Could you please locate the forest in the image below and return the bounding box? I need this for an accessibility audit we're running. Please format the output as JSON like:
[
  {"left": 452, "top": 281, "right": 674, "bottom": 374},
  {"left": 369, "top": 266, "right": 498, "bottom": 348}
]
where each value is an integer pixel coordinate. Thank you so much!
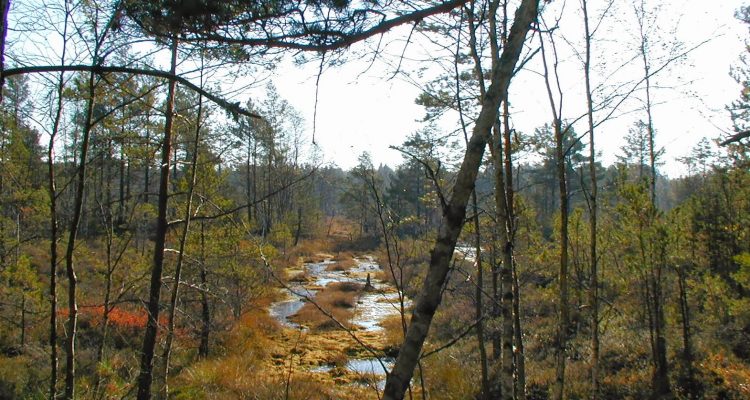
[{"left": 0, "top": 0, "right": 749, "bottom": 399}]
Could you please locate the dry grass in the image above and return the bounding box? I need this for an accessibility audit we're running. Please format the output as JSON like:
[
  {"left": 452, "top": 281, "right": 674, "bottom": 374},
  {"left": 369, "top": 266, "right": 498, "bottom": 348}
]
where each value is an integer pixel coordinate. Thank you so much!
[
  {"left": 292, "top": 295, "right": 354, "bottom": 330},
  {"left": 303, "top": 254, "right": 330, "bottom": 263},
  {"left": 325, "top": 259, "right": 356, "bottom": 271},
  {"left": 175, "top": 358, "right": 369, "bottom": 400},
  {"left": 333, "top": 251, "right": 355, "bottom": 261},
  {"left": 289, "top": 282, "right": 364, "bottom": 331},
  {"left": 329, "top": 282, "right": 363, "bottom": 293},
  {"left": 380, "top": 314, "right": 407, "bottom": 352},
  {"left": 221, "top": 302, "right": 280, "bottom": 356},
  {"left": 372, "top": 269, "right": 392, "bottom": 284},
  {"left": 287, "top": 270, "right": 310, "bottom": 283},
  {"left": 281, "top": 238, "right": 337, "bottom": 266}
]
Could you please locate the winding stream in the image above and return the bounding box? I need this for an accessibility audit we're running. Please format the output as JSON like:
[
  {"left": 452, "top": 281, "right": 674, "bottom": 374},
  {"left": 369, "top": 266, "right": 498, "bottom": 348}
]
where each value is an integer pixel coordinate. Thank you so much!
[{"left": 269, "top": 256, "right": 409, "bottom": 382}]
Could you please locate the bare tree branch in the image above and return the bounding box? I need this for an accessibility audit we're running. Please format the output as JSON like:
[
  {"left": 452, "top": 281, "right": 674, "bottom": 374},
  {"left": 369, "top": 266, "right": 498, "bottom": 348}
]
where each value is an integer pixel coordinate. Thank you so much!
[
  {"left": 2, "top": 64, "right": 260, "bottom": 119},
  {"left": 720, "top": 130, "right": 750, "bottom": 146}
]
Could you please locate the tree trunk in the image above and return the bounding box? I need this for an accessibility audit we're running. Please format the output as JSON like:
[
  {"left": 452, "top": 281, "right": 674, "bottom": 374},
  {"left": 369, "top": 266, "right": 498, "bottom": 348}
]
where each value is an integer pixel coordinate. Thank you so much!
[
  {"left": 159, "top": 78, "right": 204, "bottom": 400},
  {"left": 118, "top": 138, "right": 126, "bottom": 227},
  {"left": 636, "top": 4, "right": 671, "bottom": 396},
  {"left": 504, "top": 100, "right": 526, "bottom": 400},
  {"left": 489, "top": 123, "right": 515, "bottom": 400},
  {"left": 552, "top": 118, "right": 570, "bottom": 400},
  {"left": 94, "top": 211, "right": 115, "bottom": 398},
  {"left": 381, "top": 2, "right": 539, "bottom": 397},
  {"left": 48, "top": 135, "right": 59, "bottom": 400},
  {"left": 47, "top": 5, "right": 70, "bottom": 394},
  {"left": 651, "top": 240, "right": 671, "bottom": 400},
  {"left": 20, "top": 294, "right": 25, "bottom": 347},
  {"left": 294, "top": 206, "right": 302, "bottom": 246},
  {"left": 490, "top": 230, "right": 501, "bottom": 361},
  {"left": 456, "top": 19, "right": 490, "bottom": 393},
  {"left": 137, "top": 37, "right": 179, "bottom": 400},
  {"left": 472, "top": 181, "right": 490, "bottom": 399},
  {"left": 539, "top": 26, "right": 571, "bottom": 400},
  {"left": 198, "top": 221, "right": 210, "bottom": 358},
  {"left": 582, "top": 1, "right": 600, "bottom": 397},
  {"left": 676, "top": 263, "right": 697, "bottom": 397},
  {"left": 143, "top": 115, "right": 150, "bottom": 203},
  {"left": 62, "top": 55, "right": 99, "bottom": 400},
  {"left": 0, "top": 0, "right": 12, "bottom": 103},
  {"left": 250, "top": 131, "right": 258, "bottom": 226}
]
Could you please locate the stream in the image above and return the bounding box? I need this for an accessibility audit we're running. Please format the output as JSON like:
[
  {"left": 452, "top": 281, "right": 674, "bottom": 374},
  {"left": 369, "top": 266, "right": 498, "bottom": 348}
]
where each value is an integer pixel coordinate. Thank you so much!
[{"left": 269, "top": 256, "right": 407, "bottom": 384}]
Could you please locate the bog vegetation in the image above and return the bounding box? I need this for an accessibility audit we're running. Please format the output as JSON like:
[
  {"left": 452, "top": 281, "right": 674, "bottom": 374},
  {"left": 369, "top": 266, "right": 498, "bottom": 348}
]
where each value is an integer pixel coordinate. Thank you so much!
[{"left": 0, "top": 0, "right": 749, "bottom": 399}]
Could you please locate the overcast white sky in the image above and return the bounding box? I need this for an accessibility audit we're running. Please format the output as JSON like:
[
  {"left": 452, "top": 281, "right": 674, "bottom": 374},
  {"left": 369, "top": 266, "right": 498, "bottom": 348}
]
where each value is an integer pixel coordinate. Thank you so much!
[{"left": 265, "top": 0, "right": 747, "bottom": 177}]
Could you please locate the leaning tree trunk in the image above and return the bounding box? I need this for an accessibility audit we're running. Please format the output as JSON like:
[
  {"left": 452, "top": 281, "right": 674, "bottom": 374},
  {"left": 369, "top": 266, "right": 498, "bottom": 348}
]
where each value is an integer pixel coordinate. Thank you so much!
[
  {"left": 381, "top": 2, "right": 539, "bottom": 398},
  {"left": 137, "top": 37, "right": 179, "bottom": 400}
]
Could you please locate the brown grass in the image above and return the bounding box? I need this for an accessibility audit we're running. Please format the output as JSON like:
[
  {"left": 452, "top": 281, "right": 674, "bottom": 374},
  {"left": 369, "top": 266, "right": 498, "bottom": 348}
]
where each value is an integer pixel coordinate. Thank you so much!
[
  {"left": 325, "top": 261, "right": 350, "bottom": 271},
  {"left": 372, "top": 269, "right": 392, "bottom": 284},
  {"left": 380, "top": 314, "right": 407, "bottom": 352},
  {"left": 303, "top": 254, "right": 330, "bottom": 263},
  {"left": 289, "top": 282, "right": 364, "bottom": 331},
  {"left": 287, "top": 270, "right": 310, "bottom": 283},
  {"left": 282, "top": 238, "right": 337, "bottom": 265},
  {"left": 329, "top": 282, "right": 363, "bottom": 293}
]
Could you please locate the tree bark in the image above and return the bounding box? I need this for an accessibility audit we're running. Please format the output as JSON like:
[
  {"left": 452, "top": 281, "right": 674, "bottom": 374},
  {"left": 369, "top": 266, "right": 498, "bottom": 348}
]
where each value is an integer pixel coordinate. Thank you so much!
[
  {"left": 473, "top": 193, "right": 490, "bottom": 399},
  {"left": 159, "top": 74, "right": 204, "bottom": 400},
  {"left": 635, "top": 4, "right": 671, "bottom": 397},
  {"left": 650, "top": 253, "right": 670, "bottom": 400},
  {"left": 137, "top": 37, "right": 179, "bottom": 400},
  {"left": 540, "top": 30, "right": 570, "bottom": 400},
  {"left": 676, "top": 264, "right": 695, "bottom": 395},
  {"left": 94, "top": 198, "right": 121, "bottom": 398},
  {"left": 47, "top": 114, "right": 60, "bottom": 400},
  {"left": 582, "top": 1, "right": 600, "bottom": 397},
  {"left": 456, "top": 12, "right": 489, "bottom": 394},
  {"left": 381, "top": 2, "right": 539, "bottom": 398},
  {"left": 552, "top": 118, "right": 570, "bottom": 400},
  {"left": 198, "top": 220, "right": 210, "bottom": 358},
  {"left": 2, "top": 65, "right": 258, "bottom": 119},
  {"left": 62, "top": 57, "right": 99, "bottom": 400},
  {"left": 503, "top": 99, "right": 526, "bottom": 400},
  {"left": 118, "top": 137, "right": 126, "bottom": 227},
  {"left": 250, "top": 129, "right": 258, "bottom": 226},
  {"left": 489, "top": 122, "right": 515, "bottom": 400},
  {"left": 0, "top": 0, "right": 11, "bottom": 103},
  {"left": 46, "top": 4, "right": 70, "bottom": 396}
]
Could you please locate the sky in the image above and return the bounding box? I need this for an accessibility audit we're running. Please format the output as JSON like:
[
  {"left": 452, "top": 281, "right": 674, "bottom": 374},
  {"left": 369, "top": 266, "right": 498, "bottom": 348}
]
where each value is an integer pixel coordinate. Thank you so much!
[
  {"left": 266, "top": 0, "right": 748, "bottom": 177},
  {"left": 8, "top": 0, "right": 748, "bottom": 177}
]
